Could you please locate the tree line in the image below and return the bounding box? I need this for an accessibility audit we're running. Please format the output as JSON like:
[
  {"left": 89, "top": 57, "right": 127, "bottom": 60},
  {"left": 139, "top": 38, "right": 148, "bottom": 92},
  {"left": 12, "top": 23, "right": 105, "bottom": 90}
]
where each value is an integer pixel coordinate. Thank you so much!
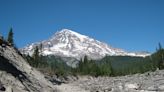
[
  {"left": 74, "top": 43, "right": 164, "bottom": 76},
  {"left": 0, "top": 28, "right": 14, "bottom": 46},
  {"left": 25, "top": 43, "right": 164, "bottom": 77}
]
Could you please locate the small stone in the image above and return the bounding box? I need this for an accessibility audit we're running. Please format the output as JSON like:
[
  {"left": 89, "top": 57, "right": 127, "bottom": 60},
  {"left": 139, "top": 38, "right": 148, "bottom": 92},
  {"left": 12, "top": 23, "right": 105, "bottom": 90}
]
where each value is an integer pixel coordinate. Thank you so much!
[
  {"left": 125, "top": 83, "right": 139, "bottom": 90},
  {"left": 159, "top": 85, "right": 164, "bottom": 91}
]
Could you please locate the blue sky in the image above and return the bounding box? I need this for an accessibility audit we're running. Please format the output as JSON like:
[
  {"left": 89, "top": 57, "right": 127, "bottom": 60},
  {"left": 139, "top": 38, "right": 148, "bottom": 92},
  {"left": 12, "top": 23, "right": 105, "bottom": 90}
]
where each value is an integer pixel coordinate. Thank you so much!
[{"left": 0, "top": 0, "right": 163, "bottom": 53}]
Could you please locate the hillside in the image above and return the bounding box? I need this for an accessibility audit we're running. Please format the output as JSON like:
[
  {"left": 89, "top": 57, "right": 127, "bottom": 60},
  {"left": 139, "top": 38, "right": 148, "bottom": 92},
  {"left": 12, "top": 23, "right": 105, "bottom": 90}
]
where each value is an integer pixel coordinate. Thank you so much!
[{"left": 0, "top": 44, "right": 56, "bottom": 92}]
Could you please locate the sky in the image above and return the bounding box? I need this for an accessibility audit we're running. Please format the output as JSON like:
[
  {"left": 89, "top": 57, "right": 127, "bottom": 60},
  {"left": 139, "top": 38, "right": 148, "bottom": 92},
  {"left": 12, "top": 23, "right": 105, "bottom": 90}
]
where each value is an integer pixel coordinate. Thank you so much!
[{"left": 0, "top": 0, "right": 163, "bottom": 53}]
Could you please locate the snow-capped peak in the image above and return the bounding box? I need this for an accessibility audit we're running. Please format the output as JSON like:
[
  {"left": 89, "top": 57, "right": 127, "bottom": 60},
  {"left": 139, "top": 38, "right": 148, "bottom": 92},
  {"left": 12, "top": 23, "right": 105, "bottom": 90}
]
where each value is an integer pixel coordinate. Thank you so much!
[
  {"left": 20, "top": 29, "right": 150, "bottom": 60},
  {"left": 51, "top": 29, "right": 88, "bottom": 42},
  {"left": 56, "top": 29, "right": 87, "bottom": 38}
]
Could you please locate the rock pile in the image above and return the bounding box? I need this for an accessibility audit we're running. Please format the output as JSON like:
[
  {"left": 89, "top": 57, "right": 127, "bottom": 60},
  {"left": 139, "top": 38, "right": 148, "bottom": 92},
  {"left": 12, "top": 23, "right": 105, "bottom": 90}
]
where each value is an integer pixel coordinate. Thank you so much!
[{"left": 71, "top": 70, "right": 164, "bottom": 92}]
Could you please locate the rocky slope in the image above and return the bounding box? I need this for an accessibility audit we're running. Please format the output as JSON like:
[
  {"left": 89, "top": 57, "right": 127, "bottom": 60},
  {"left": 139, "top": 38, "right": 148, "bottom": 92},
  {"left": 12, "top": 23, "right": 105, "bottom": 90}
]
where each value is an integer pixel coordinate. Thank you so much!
[
  {"left": 20, "top": 29, "right": 150, "bottom": 60},
  {"left": 0, "top": 45, "right": 57, "bottom": 92},
  {"left": 57, "top": 69, "right": 164, "bottom": 92}
]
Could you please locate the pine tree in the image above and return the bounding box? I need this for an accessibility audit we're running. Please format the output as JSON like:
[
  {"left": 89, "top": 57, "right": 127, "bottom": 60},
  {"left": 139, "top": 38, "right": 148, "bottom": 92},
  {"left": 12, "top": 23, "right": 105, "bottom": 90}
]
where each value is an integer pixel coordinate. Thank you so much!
[
  {"left": 159, "top": 43, "right": 162, "bottom": 50},
  {"left": 32, "top": 46, "right": 40, "bottom": 67},
  {"left": 84, "top": 55, "right": 88, "bottom": 65},
  {"left": 154, "top": 43, "right": 164, "bottom": 69},
  {"left": 39, "top": 43, "right": 43, "bottom": 54},
  {"left": 33, "top": 46, "right": 39, "bottom": 59},
  {"left": 83, "top": 55, "right": 89, "bottom": 74},
  {"left": 78, "top": 58, "right": 83, "bottom": 72},
  {"left": 158, "top": 49, "right": 164, "bottom": 69},
  {"left": 7, "top": 28, "right": 14, "bottom": 46},
  {"left": 0, "top": 34, "right": 3, "bottom": 45}
]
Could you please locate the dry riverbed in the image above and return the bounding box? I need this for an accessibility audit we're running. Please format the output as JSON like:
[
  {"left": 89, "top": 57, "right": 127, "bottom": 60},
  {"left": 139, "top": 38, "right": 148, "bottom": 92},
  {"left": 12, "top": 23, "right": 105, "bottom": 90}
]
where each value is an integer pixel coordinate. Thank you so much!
[{"left": 56, "top": 69, "right": 164, "bottom": 92}]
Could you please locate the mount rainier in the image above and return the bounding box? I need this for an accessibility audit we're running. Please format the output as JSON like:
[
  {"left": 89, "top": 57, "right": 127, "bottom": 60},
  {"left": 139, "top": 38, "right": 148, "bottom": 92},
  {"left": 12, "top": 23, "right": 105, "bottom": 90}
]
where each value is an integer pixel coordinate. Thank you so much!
[{"left": 20, "top": 29, "right": 150, "bottom": 60}]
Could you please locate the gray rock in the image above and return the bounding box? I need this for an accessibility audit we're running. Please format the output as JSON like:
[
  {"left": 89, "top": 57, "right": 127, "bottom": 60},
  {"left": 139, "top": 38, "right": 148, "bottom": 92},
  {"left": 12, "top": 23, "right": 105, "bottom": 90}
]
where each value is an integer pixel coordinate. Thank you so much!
[
  {"left": 0, "top": 81, "right": 5, "bottom": 91},
  {"left": 0, "top": 45, "right": 57, "bottom": 92}
]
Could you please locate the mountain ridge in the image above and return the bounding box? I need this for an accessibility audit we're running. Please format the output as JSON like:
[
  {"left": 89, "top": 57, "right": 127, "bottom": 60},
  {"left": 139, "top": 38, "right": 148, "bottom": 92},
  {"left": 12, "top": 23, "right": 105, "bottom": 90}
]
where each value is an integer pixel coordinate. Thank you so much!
[{"left": 20, "top": 29, "right": 150, "bottom": 59}]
